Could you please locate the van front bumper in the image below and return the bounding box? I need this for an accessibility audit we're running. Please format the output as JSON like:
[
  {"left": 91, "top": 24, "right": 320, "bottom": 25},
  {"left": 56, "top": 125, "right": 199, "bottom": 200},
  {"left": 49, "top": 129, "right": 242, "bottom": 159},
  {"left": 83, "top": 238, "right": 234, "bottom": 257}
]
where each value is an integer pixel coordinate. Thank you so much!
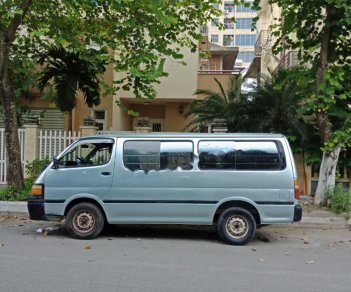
[
  {"left": 27, "top": 196, "right": 46, "bottom": 220},
  {"left": 293, "top": 204, "right": 302, "bottom": 222}
]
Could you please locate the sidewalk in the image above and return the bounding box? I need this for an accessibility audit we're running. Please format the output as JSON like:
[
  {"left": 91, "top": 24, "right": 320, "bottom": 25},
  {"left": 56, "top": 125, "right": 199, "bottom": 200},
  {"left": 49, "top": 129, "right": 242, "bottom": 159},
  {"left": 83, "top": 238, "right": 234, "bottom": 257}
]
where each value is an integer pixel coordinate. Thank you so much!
[{"left": 0, "top": 200, "right": 350, "bottom": 230}]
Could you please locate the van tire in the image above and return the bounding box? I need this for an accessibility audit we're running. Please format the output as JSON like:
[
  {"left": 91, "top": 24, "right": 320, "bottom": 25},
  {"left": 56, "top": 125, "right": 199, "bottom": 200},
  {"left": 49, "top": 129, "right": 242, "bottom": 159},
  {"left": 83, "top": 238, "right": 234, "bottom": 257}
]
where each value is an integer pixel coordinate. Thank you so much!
[
  {"left": 66, "top": 202, "right": 104, "bottom": 239},
  {"left": 217, "top": 207, "right": 256, "bottom": 245}
]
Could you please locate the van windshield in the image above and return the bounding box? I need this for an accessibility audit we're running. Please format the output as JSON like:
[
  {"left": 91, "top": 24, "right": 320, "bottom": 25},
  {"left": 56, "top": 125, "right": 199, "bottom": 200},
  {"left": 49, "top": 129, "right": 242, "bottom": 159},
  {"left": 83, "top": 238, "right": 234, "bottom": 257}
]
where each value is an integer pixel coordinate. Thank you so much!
[{"left": 58, "top": 140, "right": 113, "bottom": 167}]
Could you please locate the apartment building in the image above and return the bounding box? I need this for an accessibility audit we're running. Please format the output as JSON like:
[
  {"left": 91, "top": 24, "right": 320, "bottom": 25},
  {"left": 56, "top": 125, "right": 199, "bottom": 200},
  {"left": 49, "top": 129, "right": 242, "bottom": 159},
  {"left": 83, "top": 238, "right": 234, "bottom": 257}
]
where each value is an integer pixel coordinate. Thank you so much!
[{"left": 207, "top": 1, "right": 257, "bottom": 69}]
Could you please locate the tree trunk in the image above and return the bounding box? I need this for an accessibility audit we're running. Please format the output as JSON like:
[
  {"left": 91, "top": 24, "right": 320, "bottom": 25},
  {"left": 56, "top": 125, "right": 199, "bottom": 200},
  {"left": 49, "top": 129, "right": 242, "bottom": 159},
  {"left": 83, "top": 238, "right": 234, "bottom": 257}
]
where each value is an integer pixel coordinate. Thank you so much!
[
  {"left": 0, "top": 0, "right": 32, "bottom": 191},
  {"left": 314, "top": 5, "right": 335, "bottom": 205},
  {"left": 0, "top": 39, "right": 24, "bottom": 190},
  {"left": 314, "top": 146, "right": 341, "bottom": 206}
]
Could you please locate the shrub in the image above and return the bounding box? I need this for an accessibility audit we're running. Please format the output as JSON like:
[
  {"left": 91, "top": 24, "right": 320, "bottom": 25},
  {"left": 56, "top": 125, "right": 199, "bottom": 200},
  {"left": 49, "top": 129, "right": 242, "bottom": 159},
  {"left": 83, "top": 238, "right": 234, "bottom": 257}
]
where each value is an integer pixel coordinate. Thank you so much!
[
  {"left": 0, "top": 185, "right": 17, "bottom": 201},
  {"left": 25, "top": 157, "right": 51, "bottom": 177},
  {"left": 0, "top": 158, "right": 51, "bottom": 201},
  {"left": 328, "top": 184, "right": 351, "bottom": 218}
]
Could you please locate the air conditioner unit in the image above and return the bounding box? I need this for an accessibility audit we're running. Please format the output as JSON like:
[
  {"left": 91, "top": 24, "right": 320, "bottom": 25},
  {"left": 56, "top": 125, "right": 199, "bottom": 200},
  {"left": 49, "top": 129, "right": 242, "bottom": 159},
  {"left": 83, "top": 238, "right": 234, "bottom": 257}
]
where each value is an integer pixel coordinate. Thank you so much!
[{"left": 235, "top": 59, "right": 243, "bottom": 66}]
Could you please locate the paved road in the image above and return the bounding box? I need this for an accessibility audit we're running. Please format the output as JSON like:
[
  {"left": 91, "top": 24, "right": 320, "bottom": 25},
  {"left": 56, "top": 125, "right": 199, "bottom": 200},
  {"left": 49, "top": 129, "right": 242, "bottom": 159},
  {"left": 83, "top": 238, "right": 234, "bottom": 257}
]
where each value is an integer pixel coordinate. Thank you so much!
[{"left": 0, "top": 214, "right": 350, "bottom": 292}]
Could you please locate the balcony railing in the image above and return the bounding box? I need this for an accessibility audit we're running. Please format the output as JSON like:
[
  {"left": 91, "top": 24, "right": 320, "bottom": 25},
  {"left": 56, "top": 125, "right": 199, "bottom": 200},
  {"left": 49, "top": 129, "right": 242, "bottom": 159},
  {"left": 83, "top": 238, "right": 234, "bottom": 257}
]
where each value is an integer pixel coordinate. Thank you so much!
[
  {"left": 198, "top": 68, "right": 245, "bottom": 75},
  {"left": 254, "top": 30, "right": 271, "bottom": 57},
  {"left": 277, "top": 51, "right": 299, "bottom": 70}
]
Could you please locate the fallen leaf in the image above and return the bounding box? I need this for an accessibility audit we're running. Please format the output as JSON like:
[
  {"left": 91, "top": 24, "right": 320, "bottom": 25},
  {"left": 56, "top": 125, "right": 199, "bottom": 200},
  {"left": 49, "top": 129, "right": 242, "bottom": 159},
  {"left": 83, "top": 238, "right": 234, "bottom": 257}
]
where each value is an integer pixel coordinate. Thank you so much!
[
  {"left": 85, "top": 245, "right": 92, "bottom": 250},
  {"left": 303, "top": 241, "right": 309, "bottom": 244},
  {"left": 306, "top": 260, "right": 315, "bottom": 265},
  {"left": 251, "top": 248, "right": 257, "bottom": 252},
  {"left": 257, "top": 258, "right": 264, "bottom": 262},
  {"left": 42, "top": 231, "right": 48, "bottom": 237}
]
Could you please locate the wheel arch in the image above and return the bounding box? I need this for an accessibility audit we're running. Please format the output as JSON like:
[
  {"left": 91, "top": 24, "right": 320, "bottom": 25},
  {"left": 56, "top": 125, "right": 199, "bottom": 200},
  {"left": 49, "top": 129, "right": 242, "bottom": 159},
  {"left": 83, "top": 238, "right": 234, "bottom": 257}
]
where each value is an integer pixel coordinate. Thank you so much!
[
  {"left": 213, "top": 200, "right": 261, "bottom": 225},
  {"left": 64, "top": 198, "right": 107, "bottom": 222}
]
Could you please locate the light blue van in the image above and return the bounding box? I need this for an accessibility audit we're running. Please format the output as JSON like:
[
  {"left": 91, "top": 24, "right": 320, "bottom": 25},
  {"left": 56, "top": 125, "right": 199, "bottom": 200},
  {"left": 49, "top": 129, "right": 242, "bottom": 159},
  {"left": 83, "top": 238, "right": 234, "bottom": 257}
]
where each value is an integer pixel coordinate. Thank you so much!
[{"left": 28, "top": 133, "right": 302, "bottom": 245}]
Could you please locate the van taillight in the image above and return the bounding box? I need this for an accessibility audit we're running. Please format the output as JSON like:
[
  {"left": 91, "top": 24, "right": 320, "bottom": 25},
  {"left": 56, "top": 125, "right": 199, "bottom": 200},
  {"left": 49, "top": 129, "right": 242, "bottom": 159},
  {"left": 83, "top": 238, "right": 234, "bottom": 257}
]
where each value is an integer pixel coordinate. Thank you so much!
[{"left": 294, "top": 179, "right": 300, "bottom": 200}]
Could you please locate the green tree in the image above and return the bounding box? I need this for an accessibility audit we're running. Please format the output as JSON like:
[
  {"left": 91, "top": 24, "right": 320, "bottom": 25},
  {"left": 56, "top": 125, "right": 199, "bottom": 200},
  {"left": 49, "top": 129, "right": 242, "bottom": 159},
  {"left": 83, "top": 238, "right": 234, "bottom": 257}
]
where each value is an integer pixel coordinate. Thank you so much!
[
  {"left": 184, "top": 75, "right": 250, "bottom": 132},
  {"left": 37, "top": 45, "right": 106, "bottom": 131},
  {"left": 0, "top": 0, "right": 220, "bottom": 191},
  {"left": 253, "top": 0, "right": 351, "bottom": 205}
]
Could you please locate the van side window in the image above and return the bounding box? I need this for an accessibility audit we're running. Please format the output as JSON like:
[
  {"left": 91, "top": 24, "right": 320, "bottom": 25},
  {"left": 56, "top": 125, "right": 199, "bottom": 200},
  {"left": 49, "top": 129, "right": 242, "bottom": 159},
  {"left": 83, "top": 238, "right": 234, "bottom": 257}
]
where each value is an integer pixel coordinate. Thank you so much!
[
  {"left": 198, "top": 141, "right": 235, "bottom": 169},
  {"left": 235, "top": 142, "right": 280, "bottom": 170},
  {"left": 123, "top": 141, "right": 193, "bottom": 171},
  {"left": 58, "top": 141, "right": 113, "bottom": 167},
  {"left": 198, "top": 141, "right": 282, "bottom": 170}
]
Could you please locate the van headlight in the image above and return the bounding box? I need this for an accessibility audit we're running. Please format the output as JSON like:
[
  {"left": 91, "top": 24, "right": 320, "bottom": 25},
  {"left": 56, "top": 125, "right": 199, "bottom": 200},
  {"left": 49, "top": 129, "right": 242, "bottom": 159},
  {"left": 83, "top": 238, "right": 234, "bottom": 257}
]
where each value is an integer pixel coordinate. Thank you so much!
[{"left": 31, "top": 184, "right": 44, "bottom": 196}]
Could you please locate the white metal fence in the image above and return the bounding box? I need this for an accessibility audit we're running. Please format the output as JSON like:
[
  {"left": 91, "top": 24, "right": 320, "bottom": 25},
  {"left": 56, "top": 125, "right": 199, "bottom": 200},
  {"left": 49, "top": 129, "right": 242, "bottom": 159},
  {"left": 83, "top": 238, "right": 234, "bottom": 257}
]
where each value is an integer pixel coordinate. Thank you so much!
[
  {"left": 0, "top": 129, "right": 25, "bottom": 184},
  {"left": 39, "top": 130, "right": 81, "bottom": 160}
]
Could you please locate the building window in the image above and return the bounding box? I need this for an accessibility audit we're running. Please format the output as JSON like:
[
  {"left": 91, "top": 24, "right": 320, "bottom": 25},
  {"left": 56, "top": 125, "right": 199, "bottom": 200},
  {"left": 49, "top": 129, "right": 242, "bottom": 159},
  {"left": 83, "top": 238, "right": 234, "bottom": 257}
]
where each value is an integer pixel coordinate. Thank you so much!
[
  {"left": 223, "top": 35, "right": 234, "bottom": 46},
  {"left": 212, "top": 3, "right": 220, "bottom": 10},
  {"left": 92, "top": 109, "right": 106, "bottom": 131},
  {"left": 236, "top": 2, "right": 254, "bottom": 13},
  {"left": 211, "top": 34, "right": 219, "bottom": 43},
  {"left": 224, "top": 1, "right": 235, "bottom": 12},
  {"left": 236, "top": 18, "right": 252, "bottom": 29},
  {"left": 224, "top": 18, "right": 234, "bottom": 29},
  {"left": 200, "top": 26, "right": 208, "bottom": 34},
  {"left": 237, "top": 51, "right": 255, "bottom": 62},
  {"left": 211, "top": 18, "right": 219, "bottom": 27},
  {"left": 235, "top": 34, "right": 256, "bottom": 46}
]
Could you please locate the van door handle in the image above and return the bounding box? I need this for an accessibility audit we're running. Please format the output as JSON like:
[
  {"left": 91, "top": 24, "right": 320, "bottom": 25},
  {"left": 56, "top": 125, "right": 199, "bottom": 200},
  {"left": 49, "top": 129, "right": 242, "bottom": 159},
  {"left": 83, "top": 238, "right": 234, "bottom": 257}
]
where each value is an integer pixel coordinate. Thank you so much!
[{"left": 101, "top": 172, "right": 111, "bottom": 176}]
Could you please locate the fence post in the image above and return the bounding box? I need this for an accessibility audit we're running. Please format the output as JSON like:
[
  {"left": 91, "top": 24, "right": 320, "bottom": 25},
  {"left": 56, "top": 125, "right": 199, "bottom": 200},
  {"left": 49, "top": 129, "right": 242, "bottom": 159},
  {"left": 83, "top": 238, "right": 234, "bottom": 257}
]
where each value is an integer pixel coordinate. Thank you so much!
[
  {"left": 80, "top": 126, "right": 98, "bottom": 137},
  {"left": 23, "top": 124, "right": 41, "bottom": 177}
]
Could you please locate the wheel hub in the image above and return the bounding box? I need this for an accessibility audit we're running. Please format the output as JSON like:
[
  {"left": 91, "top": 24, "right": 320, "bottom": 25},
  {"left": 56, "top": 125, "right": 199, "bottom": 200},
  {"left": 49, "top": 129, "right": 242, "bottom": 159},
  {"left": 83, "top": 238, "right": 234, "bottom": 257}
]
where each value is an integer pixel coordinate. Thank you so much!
[
  {"left": 226, "top": 216, "right": 248, "bottom": 239},
  {"left": 73, "top": 211, "right": 95, "bottom": 233}
]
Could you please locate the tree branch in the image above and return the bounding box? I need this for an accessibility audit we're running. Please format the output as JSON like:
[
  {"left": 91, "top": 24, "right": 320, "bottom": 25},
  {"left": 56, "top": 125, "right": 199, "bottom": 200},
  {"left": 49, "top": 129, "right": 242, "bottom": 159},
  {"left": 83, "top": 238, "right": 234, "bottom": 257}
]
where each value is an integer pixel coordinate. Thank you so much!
[{"left": 5, "top": 0, "right": 32, "bottom": 43}]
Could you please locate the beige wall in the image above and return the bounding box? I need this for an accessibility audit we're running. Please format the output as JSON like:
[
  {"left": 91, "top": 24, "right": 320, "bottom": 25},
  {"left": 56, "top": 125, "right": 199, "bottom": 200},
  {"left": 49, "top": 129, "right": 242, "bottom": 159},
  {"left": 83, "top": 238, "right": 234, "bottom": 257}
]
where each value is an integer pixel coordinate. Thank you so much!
[
  {"left": 165, "top": 103, "right": 191, "bottom": 132},
  {"left": 197, "top": 74, "right": 231, "bottom": 97},
  {"left": 119, "top": 47, "right": 198, "bottom": 101}
]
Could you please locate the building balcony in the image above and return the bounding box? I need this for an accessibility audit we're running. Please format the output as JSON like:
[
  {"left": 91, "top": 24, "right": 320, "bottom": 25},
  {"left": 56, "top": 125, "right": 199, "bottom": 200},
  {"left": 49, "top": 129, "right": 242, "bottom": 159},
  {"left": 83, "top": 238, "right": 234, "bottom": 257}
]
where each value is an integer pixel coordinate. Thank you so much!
[
  {"left": 254, "top": 30, "right": 271, "bottom": 57},
  {"left": 278, "top": 51, "right": 299, "bottom": 70}
]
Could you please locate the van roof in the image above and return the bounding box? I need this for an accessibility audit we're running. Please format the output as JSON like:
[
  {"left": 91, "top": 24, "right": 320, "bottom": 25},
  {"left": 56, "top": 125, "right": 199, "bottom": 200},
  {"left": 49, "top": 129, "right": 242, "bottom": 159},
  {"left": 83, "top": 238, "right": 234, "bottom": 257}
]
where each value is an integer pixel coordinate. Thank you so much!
[{"left": 80, "top": 132, "right": 285, "bottom": 140}]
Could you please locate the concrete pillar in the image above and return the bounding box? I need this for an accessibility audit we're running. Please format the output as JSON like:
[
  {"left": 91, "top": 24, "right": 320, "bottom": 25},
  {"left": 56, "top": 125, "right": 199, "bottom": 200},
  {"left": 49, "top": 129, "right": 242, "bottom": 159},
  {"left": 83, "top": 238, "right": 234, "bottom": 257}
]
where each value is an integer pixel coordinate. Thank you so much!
[
  {"left": 23, "top": 124, "right": 41, "bottom": 177},
  {"left": 80, "top": 126, "right": 98, "bottom": 137}
]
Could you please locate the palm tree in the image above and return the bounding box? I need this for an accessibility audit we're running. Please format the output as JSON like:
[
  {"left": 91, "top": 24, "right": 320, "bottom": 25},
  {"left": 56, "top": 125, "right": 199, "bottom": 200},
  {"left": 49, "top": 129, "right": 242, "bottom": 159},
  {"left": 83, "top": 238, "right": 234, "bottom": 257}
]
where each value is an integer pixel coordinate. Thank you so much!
[
  {"left": 184, "top": 75, "right": 250, "bottom": 132},
  {"left": 247, "top": 69, "right": 308, "bottom": 139},
  {"left": 37, "top": 45, "right": 106, "bottom": 130}
]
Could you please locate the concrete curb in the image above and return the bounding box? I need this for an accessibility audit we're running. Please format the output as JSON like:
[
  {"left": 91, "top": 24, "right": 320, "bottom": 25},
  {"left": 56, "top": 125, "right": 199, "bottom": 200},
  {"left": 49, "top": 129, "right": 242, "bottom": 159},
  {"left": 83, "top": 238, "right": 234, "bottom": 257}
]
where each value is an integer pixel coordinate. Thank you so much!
[
  {"left": 0, "top": 201, "right": 27, "bottom": 214},
  {"left": 0, "top": 201, "right": 350, "bottom": 230}
]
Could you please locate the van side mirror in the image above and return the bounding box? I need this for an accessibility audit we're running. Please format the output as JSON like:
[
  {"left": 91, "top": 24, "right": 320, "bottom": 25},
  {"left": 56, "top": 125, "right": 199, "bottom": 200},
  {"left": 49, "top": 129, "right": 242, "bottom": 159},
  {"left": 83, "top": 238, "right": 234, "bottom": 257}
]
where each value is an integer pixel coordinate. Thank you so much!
[{"left": 52, "top": 156, "right": 59, "bottom": 169}]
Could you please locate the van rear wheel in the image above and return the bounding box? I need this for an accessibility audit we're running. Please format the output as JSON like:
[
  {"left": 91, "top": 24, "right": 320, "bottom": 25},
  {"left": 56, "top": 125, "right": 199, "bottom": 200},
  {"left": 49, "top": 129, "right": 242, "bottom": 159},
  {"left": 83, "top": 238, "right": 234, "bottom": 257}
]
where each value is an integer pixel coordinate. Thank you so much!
[
  {"left": 66, "top": 202, "right": 104, "bottom": 239},
  {"left": 217, "top": 207, "right": 256, "bottom": 245}
]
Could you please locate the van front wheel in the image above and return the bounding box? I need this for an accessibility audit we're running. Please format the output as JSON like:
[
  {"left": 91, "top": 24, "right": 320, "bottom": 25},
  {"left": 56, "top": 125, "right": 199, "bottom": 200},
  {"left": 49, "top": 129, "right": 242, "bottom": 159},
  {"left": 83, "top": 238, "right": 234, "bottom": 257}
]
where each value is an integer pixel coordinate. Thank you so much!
[
  {"left": 217, "top": 207, "right": 256, "bottom": 245},
  {"left": 66, "top": 202, "right": 104, "bottom": 239}
]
